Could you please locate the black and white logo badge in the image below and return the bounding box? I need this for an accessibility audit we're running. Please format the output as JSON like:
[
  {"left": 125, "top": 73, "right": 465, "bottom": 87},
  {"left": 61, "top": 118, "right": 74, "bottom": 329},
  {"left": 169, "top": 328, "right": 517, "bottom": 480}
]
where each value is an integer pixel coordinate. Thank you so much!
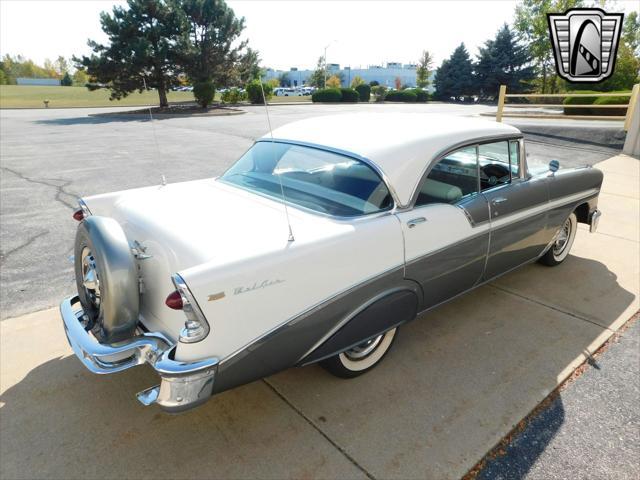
[{"left": 547, "top": 8, "right": 623, "bottom": 83}]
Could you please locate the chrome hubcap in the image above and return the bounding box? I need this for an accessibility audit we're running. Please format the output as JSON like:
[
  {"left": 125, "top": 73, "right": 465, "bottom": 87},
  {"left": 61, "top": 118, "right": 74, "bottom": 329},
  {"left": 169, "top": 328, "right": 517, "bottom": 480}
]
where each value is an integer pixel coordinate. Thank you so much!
[
  {"left": 81, "top": 247, "right": 101, "bottom": 308},
  {"left": 553, "top": 218, "right": 571, "bottom": 256},
  {"left": 343, "top": 334, "right": 384, "bottom": 360}
]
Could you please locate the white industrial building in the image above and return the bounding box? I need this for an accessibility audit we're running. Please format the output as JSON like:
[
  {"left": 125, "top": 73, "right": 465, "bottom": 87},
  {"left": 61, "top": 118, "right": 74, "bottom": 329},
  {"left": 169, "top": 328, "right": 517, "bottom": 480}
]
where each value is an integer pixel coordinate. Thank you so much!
[{"left": 263, "top": 62, "right": 435, "bottom": 92}]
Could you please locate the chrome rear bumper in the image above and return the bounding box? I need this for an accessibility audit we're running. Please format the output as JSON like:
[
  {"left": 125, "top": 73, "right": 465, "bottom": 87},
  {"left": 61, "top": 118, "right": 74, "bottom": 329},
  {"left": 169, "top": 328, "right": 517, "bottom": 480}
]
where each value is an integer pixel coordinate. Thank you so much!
[{"left": 60, "top": 295, "right": 218, "bottom": 412}]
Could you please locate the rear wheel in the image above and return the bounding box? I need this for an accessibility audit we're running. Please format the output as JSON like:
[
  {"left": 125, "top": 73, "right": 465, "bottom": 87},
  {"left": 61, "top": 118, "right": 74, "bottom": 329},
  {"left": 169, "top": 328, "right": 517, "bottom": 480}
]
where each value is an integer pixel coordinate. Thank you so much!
[
  {"left": 320, "top": 328, "right": 398, "bottom": 378},
  {"left": 538, "top": 212, "right": 577, "bottom": 266}
]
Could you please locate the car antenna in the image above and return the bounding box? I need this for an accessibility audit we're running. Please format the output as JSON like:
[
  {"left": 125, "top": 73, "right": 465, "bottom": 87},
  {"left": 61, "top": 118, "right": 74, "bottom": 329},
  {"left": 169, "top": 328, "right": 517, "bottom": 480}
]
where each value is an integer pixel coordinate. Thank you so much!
[
  {"left": 259, "top": 82, "right": 295, "bottom": 242},
  {"left": 141, "top": 75, "right": 166, "bottom": 187}
]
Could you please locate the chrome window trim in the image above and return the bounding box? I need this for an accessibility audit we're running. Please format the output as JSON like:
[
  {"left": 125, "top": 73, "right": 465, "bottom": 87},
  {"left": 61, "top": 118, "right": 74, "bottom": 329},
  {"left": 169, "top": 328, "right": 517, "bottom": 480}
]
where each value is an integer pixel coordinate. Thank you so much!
[
  {"left": 405, "top": 133, "right": 525, "bottom": 210},
  {"left": 217, "top": 139, "right": 399, "bottom": 221}
]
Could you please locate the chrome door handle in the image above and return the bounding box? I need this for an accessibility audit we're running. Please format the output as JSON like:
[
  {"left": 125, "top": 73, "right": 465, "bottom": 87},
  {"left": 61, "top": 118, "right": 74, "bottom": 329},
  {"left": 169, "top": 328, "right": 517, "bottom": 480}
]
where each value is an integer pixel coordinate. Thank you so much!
[
  {"left": 492, "top": 197, "right": 508, "bottom": 205},
  {"left": 407, "top": 217, "right": 427, "bottom": 228}
]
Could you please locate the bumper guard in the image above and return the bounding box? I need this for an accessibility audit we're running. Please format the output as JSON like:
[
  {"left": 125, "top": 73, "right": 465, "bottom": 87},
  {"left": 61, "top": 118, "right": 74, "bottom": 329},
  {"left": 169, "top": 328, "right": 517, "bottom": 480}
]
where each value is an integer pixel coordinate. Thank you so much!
[{"left": 60, "top": 295, "right": 218, "bottom": 412}]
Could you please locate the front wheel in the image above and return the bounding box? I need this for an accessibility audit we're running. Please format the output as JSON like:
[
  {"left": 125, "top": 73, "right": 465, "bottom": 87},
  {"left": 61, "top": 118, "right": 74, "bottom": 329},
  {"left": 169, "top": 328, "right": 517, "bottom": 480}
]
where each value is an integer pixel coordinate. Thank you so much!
[
  {"left": 538, "top": 212, "right": 577, "bottom": 266},
  {"left": 320, "top": 328, "right": 398, "bottom": 378}
]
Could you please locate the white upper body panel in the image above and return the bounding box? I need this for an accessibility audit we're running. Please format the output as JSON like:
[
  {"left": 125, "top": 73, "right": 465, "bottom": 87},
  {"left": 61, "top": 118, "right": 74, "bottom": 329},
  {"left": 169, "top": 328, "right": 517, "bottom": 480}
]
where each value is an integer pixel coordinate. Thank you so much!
[{"left": 267, "top": 114, "right": 521, "bottom": 207}]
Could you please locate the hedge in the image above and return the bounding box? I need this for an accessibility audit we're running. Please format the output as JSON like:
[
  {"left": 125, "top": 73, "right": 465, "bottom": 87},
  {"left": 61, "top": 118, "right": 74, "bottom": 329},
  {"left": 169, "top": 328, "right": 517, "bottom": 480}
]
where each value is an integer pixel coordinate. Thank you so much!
[
  {"left": 563, "top": 90, "right": 630, "bottom": 116},
  {"left": 412, "top": 88, "right": 429, "bottom": 102},
  {"left": 385, "top": 90, "right": 418, "bottom": 102},
  {"left": 354, "top": 84, "right": 371, "bottom": 102},
  {"left": 340, "top": 88, "right": 359, "bottom": 102},
  {"left": 311, "top": 88, "right": 342, "bottom": 102}
]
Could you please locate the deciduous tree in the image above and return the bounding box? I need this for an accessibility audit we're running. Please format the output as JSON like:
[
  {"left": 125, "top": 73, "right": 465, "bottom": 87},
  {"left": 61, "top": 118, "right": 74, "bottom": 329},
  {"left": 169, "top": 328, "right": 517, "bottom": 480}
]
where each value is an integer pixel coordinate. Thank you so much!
[
  {"left": 416, "top": 50, "right": 433, "bottom": 88},
  {"left": 326, "top": 75, "right": 341, "bottom": 88}
]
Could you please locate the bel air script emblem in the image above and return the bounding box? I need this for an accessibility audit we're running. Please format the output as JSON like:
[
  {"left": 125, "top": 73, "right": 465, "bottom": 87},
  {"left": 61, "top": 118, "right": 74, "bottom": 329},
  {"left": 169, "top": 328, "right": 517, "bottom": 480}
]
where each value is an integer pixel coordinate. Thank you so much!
[
  {"left": 547, "top": 8, "right": 623, "bottom": 83},
  {"left": 233, "top": 279, "right": 285, "bottom": 296}
]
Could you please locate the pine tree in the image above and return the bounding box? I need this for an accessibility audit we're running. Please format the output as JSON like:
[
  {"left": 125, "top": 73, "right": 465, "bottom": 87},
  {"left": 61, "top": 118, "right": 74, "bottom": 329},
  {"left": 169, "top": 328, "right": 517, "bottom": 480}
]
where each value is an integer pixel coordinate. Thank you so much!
[
  {"left": 434, "top": 43, "right": 475, "bottom": 100},
  {"left": 475, "top": 24, "right": 535, "bottom": 99},
  {"left": 75, "top": 0, "right": 185, "bottom": 107}
]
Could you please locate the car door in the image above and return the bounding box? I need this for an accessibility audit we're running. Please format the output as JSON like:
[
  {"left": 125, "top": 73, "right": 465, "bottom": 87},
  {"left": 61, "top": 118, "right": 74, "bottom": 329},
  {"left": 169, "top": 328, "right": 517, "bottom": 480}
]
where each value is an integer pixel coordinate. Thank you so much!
[
  {"left": 395, "top": 146, "right": 491, "bottom": 310},
  {"left": 479, "top": 139, "right": 549, "bottom": 280}
]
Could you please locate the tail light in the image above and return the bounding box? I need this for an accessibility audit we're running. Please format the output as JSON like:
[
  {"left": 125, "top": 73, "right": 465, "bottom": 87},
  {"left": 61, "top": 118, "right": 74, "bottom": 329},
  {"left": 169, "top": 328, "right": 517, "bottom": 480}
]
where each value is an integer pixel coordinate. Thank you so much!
[
  {"left": 165, "top": 290, "right": 184, "bottom": 310},
  {"left": 72, "top": 209, "right": 84, "bottom": 221},
  {"left": 167, "top": 274, "right": 211, "bottom": 343}
]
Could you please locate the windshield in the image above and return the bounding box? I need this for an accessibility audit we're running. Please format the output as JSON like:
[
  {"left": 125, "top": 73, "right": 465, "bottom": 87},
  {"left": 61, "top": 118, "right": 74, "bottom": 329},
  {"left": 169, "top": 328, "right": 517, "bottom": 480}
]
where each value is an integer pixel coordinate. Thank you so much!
[{"left": 219, "top": 142, "right": 393, "bottom": 217}]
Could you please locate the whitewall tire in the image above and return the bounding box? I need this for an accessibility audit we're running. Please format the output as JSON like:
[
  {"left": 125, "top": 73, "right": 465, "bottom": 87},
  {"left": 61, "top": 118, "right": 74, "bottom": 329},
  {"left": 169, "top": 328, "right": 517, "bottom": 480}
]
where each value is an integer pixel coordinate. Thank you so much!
[
  {"left": 539, "top": 212, "right": 577, "bottom": 266},
  {"left": 320, "top": 328, "right": 398, "bottom": 378}
]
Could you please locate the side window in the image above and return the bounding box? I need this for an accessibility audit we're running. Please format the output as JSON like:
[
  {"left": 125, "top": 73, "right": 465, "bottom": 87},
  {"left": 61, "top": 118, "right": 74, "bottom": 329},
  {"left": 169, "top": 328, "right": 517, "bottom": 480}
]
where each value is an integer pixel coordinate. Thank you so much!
[
  {"left": 479, "top": 140, "right": 521, "bottom": 191},
  {"left": 416, "top": 146, "right": 478, "bottom": 206}
]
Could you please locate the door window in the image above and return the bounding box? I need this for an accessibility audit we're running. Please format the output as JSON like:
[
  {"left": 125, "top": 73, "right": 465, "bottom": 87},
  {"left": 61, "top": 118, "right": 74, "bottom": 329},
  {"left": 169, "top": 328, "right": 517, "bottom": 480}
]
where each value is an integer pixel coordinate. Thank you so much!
[
  {"left": 415, "top": 146, "right": 478, "bottom": 206},
  {"left": 479, "top": 140, "right": 521, "bottom": 191}
]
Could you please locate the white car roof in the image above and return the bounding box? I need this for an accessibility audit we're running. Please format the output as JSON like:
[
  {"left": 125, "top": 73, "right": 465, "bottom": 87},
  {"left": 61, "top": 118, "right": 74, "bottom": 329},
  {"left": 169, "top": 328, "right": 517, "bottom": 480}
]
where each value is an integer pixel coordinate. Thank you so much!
[{"left": 266, "top": 113, "right": 521, "bottom": 207}]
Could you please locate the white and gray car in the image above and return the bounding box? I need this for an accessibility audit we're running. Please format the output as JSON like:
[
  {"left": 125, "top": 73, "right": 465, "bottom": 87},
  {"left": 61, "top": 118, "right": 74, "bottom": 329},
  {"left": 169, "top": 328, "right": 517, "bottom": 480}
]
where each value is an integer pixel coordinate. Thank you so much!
[{"left": 60, "top": 114, "right": 603, "bottom": 412}]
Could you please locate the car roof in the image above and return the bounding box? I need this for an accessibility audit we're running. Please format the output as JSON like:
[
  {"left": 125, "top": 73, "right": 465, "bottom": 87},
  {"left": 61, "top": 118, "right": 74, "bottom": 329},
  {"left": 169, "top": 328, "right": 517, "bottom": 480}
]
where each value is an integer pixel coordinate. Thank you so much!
[{"left": 266, "top": 113, "right": 521, "bottom": 207}]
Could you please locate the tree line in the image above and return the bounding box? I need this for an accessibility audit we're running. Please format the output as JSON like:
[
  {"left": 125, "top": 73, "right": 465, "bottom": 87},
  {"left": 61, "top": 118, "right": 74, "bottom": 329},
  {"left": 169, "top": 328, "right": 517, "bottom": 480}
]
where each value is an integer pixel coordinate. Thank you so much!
[
  {"left": 2, "top": 0, "right": 637, "bottom": 106},
  {"left": 0, "top": 55, "right": 88, "bottom": 86}
]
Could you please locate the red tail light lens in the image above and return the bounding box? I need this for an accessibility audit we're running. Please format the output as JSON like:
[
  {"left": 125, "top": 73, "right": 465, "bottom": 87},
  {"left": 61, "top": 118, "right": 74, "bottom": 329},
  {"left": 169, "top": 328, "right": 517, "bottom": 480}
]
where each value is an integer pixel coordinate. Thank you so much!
[
  {"left": 165, "top": 290, "right": 183, "bottom": 310},
  {"left": 72, "top": 209, "right": 84, "bottom": 221}
]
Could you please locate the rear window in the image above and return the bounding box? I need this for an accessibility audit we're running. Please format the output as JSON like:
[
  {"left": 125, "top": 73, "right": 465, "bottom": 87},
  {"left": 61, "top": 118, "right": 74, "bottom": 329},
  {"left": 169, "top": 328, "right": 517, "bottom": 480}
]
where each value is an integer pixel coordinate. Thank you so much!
[{"left": 219, "top": 142, "right": 393, "bottom": 217}]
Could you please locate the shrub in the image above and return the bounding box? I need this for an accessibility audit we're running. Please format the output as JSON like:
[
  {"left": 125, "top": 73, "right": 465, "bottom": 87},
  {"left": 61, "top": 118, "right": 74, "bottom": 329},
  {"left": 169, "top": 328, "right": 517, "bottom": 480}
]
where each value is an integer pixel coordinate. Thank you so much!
[
  {"left": 563, "top": 90, "right": 630, "bottom": 116},
  {"left": 340, "top": 88, "right": 359, "bottom": 102},
  {"left": 385, "top": 90, "right": 418, "bottom": 102},
  {"left": 194, "top": 80, "right": 216, "bottom": 108},
  {"left": 371, "top": 85, "right": 387, "bottom": 101},
  {"left": 245, "top": 80, "right": 273, "bottom": 104},
  {"left": 220, "top": 87, "right": 246, "bottom": 104},
  {"left": 411, "top": 88, "right": 429, "bottom": 102},
  {"left": 354, "top": 84, "right": 371, "bottom": 102},
  {"left": 312, "top": 88, "right": 342, "bottom": 102},
  {"left": 369, "top": 80, "right": 380, "bottom": 87}
]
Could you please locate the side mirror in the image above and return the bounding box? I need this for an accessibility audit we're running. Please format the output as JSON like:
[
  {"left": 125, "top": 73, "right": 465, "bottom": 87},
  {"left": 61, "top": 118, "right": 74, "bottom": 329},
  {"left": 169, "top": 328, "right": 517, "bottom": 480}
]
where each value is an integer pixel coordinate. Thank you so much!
[{"left": 549, "top": 160, "right": 560, "bottom": 173}]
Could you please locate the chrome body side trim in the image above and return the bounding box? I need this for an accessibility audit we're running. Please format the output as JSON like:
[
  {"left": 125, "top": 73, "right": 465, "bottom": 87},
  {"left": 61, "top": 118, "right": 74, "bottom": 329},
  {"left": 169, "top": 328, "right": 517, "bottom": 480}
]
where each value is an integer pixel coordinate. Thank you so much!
[
  {"left": 60, "top": 295, "right": 218, "bottom": 412},
  {"left": 589, "top": 209, "right": 602, "bottom": 233}
]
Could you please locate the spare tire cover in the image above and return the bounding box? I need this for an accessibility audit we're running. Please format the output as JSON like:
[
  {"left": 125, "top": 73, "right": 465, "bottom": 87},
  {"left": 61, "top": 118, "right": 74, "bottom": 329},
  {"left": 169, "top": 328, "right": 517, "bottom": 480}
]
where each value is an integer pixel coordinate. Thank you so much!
[{"left": 74, "top": 216, "right": 139, "bottom": 344}]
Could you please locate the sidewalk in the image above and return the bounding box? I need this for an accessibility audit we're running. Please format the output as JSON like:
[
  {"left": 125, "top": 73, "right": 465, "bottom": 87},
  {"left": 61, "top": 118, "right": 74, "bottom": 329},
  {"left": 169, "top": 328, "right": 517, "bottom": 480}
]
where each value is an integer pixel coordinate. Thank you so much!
[{"left": 1, "top": 154, "right": 638, "bottom": 480}]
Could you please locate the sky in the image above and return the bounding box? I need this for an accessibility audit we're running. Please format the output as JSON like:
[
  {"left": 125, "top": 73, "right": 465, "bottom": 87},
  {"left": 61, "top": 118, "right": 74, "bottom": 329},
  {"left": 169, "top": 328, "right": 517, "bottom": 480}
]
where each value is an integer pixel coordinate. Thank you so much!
[{"left": 1, "top": 0, "right": 638, "bottom": 71}]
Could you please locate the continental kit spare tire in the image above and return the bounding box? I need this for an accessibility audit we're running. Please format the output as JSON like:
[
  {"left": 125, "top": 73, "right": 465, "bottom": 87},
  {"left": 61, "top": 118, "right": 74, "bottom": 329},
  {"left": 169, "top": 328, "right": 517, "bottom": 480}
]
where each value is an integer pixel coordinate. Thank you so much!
[{"left": 74, "top": 216, "right": 139, "bottom": 344}]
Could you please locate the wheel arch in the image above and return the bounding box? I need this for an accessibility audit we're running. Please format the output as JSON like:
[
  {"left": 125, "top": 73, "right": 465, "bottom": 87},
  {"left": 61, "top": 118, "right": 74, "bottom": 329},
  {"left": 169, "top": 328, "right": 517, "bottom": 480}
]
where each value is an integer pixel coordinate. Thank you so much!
[{"left": 298, "top": 286, "right": 419, "bottom": 366}]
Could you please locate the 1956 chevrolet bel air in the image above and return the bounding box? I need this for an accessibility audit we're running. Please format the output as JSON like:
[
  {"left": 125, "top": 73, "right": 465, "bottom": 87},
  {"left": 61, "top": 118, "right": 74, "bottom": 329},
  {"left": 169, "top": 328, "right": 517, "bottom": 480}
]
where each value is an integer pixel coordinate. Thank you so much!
[{"left": 60, "top": 114, "right": 603, "bottom": 412}]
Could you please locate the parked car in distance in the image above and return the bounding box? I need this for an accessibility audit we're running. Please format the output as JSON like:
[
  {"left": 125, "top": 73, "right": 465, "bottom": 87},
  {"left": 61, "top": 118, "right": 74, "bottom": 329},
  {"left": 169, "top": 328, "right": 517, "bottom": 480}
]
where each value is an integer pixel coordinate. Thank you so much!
[
  {"left": 275, "top": 88, "right": 302, "bottom": 96},
  {"left": 61, "top": 114, "right": 603, "bottom": 412}
]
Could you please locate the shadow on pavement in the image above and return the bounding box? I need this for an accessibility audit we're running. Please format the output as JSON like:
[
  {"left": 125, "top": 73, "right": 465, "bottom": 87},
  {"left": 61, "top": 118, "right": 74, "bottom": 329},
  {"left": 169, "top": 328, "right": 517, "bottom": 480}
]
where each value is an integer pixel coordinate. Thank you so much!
[{"left": 0, "top": 256, "right": 636, "bottom": 479}]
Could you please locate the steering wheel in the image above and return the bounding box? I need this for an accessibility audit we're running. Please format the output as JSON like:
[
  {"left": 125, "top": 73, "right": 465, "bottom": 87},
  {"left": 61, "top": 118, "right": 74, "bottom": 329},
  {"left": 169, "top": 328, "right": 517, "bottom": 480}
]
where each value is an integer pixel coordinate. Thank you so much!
[{"left": 481, "top": 164, "right": 510, "bottom": 186}]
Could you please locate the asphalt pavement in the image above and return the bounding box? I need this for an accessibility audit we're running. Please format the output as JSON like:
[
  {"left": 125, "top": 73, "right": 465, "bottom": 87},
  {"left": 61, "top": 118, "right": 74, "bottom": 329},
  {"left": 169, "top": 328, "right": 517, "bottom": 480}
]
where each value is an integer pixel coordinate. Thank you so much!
[
  {"left": 0, "top": 103, "right": 627, "bottom": 320},
  {"left": 477, "top": 318, "right": 639, "bottom": 480}
]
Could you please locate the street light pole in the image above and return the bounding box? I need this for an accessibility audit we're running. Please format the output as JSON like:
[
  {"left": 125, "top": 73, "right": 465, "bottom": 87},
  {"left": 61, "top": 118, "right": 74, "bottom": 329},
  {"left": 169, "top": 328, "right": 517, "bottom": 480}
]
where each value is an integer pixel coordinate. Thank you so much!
[{"left": 323, "top": 40, "right": 336, "bottom": 89}]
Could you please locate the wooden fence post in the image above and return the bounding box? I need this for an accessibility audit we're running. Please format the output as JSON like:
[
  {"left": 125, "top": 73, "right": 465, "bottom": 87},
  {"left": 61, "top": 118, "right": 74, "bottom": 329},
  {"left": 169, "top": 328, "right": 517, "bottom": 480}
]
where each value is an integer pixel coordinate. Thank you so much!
[
  {"left": 496, "top": 85, "right": 506, "bottom": 122},
  {"left": 624, "top": 83, "right": 639, "bottom": 132}
]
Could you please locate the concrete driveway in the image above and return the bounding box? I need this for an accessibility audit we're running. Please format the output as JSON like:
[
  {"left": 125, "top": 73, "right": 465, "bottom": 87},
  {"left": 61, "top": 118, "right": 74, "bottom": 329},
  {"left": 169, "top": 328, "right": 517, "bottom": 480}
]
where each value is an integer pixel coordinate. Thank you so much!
[{"left": 1, "top": 154, "right": 637, "bottom": 480}]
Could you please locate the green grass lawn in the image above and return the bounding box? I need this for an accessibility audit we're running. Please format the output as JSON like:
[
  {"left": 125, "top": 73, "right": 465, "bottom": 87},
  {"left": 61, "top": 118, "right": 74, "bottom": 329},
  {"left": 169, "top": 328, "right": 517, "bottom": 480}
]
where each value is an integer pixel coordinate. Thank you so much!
[
  {"left": 0, "top": 85, "right": 196, "bottom": 109},
  {"left": 0, "top": 85, "right": 312, "bottom": 108}
]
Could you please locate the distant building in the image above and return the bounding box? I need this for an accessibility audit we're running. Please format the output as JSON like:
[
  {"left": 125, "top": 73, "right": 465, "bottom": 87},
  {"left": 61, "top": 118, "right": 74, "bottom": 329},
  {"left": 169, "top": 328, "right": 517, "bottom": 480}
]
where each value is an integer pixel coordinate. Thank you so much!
[
  {"left": 263, "top": 62, "right": 435, "bottom": 92},
  {"left": 16, "top": 78, "right": 61, "bottom": 86}
]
